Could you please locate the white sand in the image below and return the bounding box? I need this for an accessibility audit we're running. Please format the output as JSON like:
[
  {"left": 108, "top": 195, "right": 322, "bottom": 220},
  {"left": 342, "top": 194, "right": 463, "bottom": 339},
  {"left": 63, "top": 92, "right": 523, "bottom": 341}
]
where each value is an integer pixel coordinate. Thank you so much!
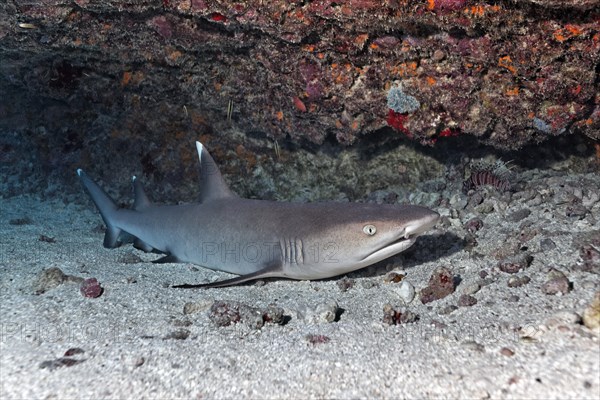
[{"left": 1, "top": 178, "right": 599, "bottom": 399}]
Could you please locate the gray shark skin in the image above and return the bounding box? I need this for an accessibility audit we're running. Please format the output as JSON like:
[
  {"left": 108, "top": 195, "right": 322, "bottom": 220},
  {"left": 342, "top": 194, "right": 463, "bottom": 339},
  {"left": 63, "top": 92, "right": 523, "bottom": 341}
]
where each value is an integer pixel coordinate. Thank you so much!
[{"left": 77, "top": 141, "right": 439, "bottom": 288}]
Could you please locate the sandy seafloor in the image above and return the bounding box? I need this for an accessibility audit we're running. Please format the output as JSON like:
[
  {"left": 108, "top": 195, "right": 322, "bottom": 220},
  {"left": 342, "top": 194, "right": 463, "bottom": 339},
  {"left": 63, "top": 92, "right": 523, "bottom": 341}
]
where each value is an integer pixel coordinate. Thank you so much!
[{"left": 1, "top": 152, "right": 599, "bottom": 399}]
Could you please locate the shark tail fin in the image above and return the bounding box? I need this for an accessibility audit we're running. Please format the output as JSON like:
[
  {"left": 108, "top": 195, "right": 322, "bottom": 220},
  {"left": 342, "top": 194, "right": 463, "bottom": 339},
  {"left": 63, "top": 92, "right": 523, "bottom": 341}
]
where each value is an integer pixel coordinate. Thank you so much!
[{"left": 77, "top": 169, "right": 122, "bottom": 248}]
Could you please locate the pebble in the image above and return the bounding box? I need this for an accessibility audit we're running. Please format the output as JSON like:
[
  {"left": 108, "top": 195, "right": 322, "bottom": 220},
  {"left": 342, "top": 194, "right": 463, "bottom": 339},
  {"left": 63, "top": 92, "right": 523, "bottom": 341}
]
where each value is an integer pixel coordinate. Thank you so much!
[
  {"left": 32, "top": 267, "right": 68, "bottom": 294},
  {"left": 541, "top": 268, "right": 571, "bottom": 295},
  {"left": 462, "top": 282, "right": 481, "bottom": 295},
  {"left": 499, "top": 347, "right": 515, "bottom": 357},
  {"left": 507, "top": 275, "right": 531, "bottom": 288},
  {"left": 458, "top": 294, "right": 478, "bottom": 307},
  {"left": 539, "top": 238, "right": 556, "bottom": 251},
  {"left": 208, "top": 300, "right": 286, "bottom": 329},
  {"left": 183, "top": 299, "right": 214, "bottom": 315},
  {"left": 475, "top": 201, "right": 494, "bottom": 214},
  {"left": 464, "top": 218, "right": 483, "bottom": 233},
  {"left": 396, "top": 280, "right": 415, "bottom": 304},
  {"left": 382, "top": 304, "right": 419, "bottom": 325},
  {"left": 565, "top": 204, "right": 588, "bottom": 219},
  {"left": 296, "top": 300, "right": 339, "bottom": 324},
  {"left": 498, "top": 254, "right": 533, "bottom": 274},
  {"left": 582, "top": 292, "right": 600, "bottom": 335},
  {"left": 507, "top": 208, "right": 531, "bottom": 222},
  {"left": 336, "top": 277, "right": 355, "bottom": 292},
  {"left": 438, "top": 305, "right": 458, "bottom": 315},
  {"left": 384, "top": 272, "right": 405, "bottom": 283},
  {"left": 312, "top": 300, "right": 339, "bottom": 323}
]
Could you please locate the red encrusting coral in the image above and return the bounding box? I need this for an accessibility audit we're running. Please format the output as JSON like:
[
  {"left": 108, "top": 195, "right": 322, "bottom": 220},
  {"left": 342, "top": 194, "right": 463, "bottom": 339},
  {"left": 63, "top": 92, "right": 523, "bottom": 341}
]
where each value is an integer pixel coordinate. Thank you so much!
[
  {"left": 387, "top": 109, "right": 412, "bottom": 138},
  {"left": 439, "top": 128, "right": 460, "bottom": 138},
  {"left": 210, "top": 13, "right": 227, "bottom": 23}
]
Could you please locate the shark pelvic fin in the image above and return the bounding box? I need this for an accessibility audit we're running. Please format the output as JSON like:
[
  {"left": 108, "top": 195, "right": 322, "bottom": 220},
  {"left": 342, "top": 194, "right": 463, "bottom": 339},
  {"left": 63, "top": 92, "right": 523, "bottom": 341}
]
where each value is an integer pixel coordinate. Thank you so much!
[
  {"left": 172, "top": 262, "right": 283, "bottom": 289},
  {"left": 195, "top": 141, "right": 238, "bottom": 203}
]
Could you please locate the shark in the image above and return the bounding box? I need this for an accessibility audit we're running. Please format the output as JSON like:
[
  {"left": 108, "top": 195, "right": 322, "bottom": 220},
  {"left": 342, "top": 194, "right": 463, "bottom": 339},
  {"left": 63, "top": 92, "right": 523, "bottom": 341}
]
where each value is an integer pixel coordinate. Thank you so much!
[{"left": 77, "top": 141, "right": 439, "bottom": 288}]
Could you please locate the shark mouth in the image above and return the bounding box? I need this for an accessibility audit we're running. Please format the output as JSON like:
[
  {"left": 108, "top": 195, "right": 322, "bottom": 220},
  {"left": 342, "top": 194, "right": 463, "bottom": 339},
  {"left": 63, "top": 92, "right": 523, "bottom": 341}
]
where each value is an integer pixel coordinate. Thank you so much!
[{"left": 362, "top": 235, "right": 417, "bottom": 264}]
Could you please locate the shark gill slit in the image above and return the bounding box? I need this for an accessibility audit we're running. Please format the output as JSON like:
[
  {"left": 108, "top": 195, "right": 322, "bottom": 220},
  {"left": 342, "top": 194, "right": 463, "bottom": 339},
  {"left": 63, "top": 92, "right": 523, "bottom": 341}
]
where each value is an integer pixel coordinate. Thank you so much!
[{"left": 280, "top": 237, "right": 304, "bottom": 265}]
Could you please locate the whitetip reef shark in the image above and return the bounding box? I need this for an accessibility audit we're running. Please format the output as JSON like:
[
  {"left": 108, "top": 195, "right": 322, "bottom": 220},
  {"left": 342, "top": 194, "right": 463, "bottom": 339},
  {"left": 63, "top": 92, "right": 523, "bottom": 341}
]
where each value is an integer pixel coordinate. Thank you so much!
[{"left": 77, "top": 141, "right": 439, "bottom": 288}]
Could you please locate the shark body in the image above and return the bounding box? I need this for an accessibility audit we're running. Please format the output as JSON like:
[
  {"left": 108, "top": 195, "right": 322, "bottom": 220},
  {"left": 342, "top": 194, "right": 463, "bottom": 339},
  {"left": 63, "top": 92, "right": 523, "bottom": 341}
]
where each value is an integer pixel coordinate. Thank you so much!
[{"left": 77, "top": 141, "right": 439, "bottom": 288}]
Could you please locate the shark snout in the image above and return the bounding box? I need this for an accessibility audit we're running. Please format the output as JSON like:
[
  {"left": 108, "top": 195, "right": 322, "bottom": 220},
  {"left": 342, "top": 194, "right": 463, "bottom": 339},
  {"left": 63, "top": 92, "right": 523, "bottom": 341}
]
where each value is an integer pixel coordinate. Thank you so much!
[{"left": 403, "top": 209, "right": 440, "bottom": 238}]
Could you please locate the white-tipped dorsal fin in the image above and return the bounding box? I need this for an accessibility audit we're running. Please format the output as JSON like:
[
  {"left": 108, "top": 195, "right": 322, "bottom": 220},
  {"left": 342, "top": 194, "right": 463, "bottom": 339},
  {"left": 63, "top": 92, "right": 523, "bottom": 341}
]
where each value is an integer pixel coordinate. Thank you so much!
[
  {"left": 195, "top": 141, "right": 237, "bottom": 202},
  {"left": 132, "top": 175, "right": 152, "bottom": 211}
]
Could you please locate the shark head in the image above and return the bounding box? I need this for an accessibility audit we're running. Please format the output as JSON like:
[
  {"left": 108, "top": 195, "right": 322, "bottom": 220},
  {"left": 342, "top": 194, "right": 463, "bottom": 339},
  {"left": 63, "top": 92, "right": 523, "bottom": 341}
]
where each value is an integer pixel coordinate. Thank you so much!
[{"left": 285, "top": 202, "right": 440, "bottom": 280}]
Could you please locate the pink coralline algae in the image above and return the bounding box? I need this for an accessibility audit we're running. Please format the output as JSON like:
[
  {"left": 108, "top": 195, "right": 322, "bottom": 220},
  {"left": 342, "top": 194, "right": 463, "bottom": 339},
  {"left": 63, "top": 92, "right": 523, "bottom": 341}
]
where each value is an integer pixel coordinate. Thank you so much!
[
  {"left": 430, "top": 0, "right": 467, "bottom": 12},
  {"left": 80, "top": 278, "right": 103, "bottom": 298}
]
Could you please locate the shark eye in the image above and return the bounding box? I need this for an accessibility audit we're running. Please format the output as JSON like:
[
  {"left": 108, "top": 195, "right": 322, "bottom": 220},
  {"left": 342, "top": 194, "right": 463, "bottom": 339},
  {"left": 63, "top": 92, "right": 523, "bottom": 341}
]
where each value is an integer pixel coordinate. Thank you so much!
[{"left": 363, "top": 224, "right": 377, "bottom": 236}]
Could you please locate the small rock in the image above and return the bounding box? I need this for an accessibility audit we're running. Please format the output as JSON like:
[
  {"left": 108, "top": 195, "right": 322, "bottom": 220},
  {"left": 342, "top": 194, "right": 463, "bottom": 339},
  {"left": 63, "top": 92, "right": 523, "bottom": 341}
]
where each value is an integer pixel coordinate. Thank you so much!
[
  {"left": 579, "top": 243, "right": 600, "bottom": 273},
  {"left": 163, "top": 329, "right": 190, "bottom": 340},
  {"left": 382, "top": 304, "right": 419, "bottom": 325},
  {"left": 438, "top": 305, "right": 458, "bottom": 315},
  {"left": 462, "top": 282, "right": 481, "bottom": 295},
  {"left": 500, "top": 347, "right": 515, "bottom": 357},
  {"left": 262, "top": 304, "right": 285, "bottom": 324},
  {"left": 313, "top": 301, "right": 339, "bottom": 323},
  {"left": 539, "top": 238, "right": 556, "bottom": 251},
  {"left": 420, "top": 266, "right": 456, "bottom": 304},
  {"left": 384, "top": 271, "right": 405, "bottom": 283},
  {"left": 464, "top": 218, "right": 483, "bottom": 233},
  {"left": 208, "top": 300, "right": 283, "bottom": 329},
  {"left": 39, "top": 357, "right": 85, "bottom": 370},
  {"left": 80, "top": 278, "right": 103, "bottom": 298},
  {"left": 336, "top": 277, "right": 355, "bottom": 292},
  {"left": 458, "top": 294, "right": 477, "bottom": 307},
  {"left": 183, "top": 299, "right": 213, "bottom": 315},
  {"left": 507, "top": 275, "right": 531, "bottom": 288},
  {"left": 396, "top": 280, "right": 415, "bottom": 304},
  {"left": 565, "top": 204, "right": 588, "bottom": 219},
  {"left": 498, "top": 254, "right": 533, "bottom": 274},
  {"left": 507, "top": 208, "right": 531, "bottom": 222},
  {"left": 541, "top": 269, "right": 571, "bottom": 295},
  {"left": 360, "top": 280, "right": 377, "bottom": 289},
  {"left": 506, "top": 294, "right": 520, "bottom": 302},
  {"left": 33, "top": 267, "right": 67, "bottom": 294},
  {"left": 64, "top": 348, "right": 85, "bottom": 356},
  {"left": 475, "top": 201, "right": 494, "bottom": 214},
  {"left": 582, "top": 292, "right": 600, "bottom": 335}
]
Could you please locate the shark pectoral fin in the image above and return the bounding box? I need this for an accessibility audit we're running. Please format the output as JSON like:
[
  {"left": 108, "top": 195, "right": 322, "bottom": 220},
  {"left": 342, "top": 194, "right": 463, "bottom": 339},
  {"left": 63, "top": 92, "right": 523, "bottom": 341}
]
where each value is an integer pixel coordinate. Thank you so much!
[
  {"left": 172, "top": 262, "right": 283, "bottom": 289},
  {"left": 153, "top": 254, "right": 182, "bottom": 264},
  {"left": 133, "top": 238, "right": 154, "bottom": 253}
]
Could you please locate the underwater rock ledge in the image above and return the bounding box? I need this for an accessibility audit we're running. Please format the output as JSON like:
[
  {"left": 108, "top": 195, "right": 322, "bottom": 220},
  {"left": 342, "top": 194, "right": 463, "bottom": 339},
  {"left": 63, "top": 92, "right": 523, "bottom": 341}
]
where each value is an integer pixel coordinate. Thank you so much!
[{"left": 0, "top": 1, "right": 598, "bottom": 153}]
